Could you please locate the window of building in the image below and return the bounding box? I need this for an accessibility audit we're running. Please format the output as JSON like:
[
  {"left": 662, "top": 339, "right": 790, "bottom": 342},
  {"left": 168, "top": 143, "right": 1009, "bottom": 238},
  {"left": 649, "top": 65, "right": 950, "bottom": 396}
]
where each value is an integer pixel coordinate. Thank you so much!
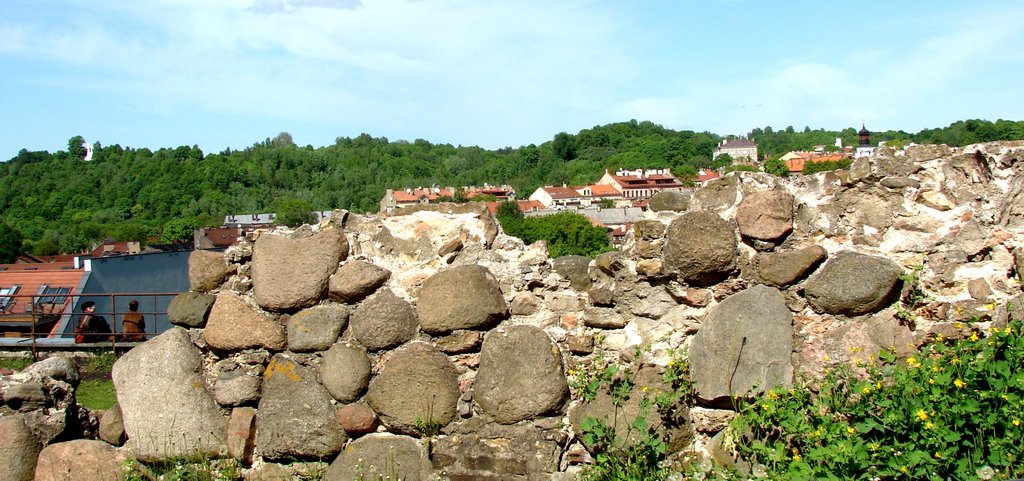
[
  {"left": 0, "top": 285, "right": 21, "bottom": 312},
  {"left": 36, "top": 285, "right": 71, "bottom": 304}
]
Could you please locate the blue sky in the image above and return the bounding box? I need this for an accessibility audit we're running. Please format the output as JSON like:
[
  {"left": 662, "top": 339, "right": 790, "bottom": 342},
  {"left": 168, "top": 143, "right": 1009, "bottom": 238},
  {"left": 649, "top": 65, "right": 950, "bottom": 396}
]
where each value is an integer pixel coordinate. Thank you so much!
[{"left": 2, "top": 0, "right": 1022, "bottom": 158}]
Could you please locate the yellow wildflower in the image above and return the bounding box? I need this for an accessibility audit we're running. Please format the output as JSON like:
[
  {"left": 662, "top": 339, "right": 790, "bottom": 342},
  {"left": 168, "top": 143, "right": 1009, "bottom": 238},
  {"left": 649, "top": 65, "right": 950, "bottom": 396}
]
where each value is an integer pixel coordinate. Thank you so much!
[
  {"left": 936, "top": 334, "right": 945, "bottom": 342},
  {"left": 847, "top": 427, "right": 856, "bottom": 434},
  {"left": 935, "top": 452, "right": 942, "bottom": 459},
  {"left": 761, "top": 403, "right": 769, "bottom": 410},
  {"left": 901, "top": 466, "right": 909, "bottom": 474},
  {"left": 1013, "top": 419, "right": 1021, "bottom": 427},
  {"left": 917, "top": 409, "right": 929, "bottom": 421},
  {"left": 822, "top": 355, "right": 831, "bottom": 362},
  {"left": 954, "top": 321, "right": 964, "bottom": 328},
  {"left": 641, "top": 386, "right": 649, "bottom": 393},
  {"left": 954, "top": 378, "right": 966, "bottom": 389},
  {"left": 1004, "top": 327, "right": 1012, "bottom": 335},
  {"left": 932, "top": 365, "right": 940, "bottom": 372},
  {"left": 792, "top": 454, "right": 801, "bottom": 461},
  {"left": 876, "top": 381, "right": 882, "bottom": 390},
  {"left": 925, "top": 421, "right": 934, "bottom": 429},
  {"left": 970, "top": 332, "right": 980, "bottom": 342},
  {"left": 1001, "top": 394, "right": 1009, "bottom": 401},
  {"left": 862, "top": 387, "right": 871, "bottom": 395},
  {"left": 929, "top": 378, "right": 935, "bottom": 384}
]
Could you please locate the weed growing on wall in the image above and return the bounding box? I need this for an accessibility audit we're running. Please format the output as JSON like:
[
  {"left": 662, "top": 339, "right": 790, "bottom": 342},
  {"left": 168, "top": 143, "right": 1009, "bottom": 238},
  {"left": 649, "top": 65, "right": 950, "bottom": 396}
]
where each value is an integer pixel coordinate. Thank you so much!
[
  {"left": 728, "top": 316, "right": 1024, "bottom": 480},
  {"left": 571, "top": 348, "right": 693, "bottom": 481}
]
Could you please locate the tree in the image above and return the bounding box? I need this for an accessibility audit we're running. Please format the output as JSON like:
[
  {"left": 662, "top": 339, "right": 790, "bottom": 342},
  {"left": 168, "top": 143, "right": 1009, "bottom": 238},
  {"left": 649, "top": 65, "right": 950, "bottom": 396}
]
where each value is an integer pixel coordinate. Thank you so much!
[
  {"left": 552, "top": 132, "right": 576, "bottom": 160},
  {"left": 0, "top": 222, "right": 23, "bottom": 263},
  {"left": 67, "top": 135, "right": 87, "bottom": 160},
  {"left": 160, "top": 218, "right": 198, "bottom": 244},
  {"left": 597, "top": 198, "right": 615, "bottom": 208},
  {"left": 763, "top": 158, "right": 790, "bottom": 177},
  {"left": 275, "top": 198, "right": 317, "bottom": 227}
]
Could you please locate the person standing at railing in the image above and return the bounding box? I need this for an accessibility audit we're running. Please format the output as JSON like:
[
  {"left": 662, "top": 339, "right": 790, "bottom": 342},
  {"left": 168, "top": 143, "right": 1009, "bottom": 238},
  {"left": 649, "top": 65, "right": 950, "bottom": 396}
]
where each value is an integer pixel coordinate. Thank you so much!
[
  {"left": 121, "top": 299, "right": 146, "bottom": 342},
  {"left": 74, "top": 301, "right": 112, "bottom": 343}
]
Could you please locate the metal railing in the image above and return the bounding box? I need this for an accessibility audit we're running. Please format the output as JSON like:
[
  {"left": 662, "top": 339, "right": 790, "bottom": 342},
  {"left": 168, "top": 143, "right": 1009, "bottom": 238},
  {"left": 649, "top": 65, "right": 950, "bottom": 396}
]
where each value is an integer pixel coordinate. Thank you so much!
[{"left": 0, "top": 292, "right": 180, "bottom": 360}]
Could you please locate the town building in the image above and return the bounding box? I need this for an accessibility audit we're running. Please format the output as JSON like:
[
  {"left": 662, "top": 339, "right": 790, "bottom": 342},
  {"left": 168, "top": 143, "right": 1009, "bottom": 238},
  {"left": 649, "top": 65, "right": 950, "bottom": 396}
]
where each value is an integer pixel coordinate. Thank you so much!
[
  {"left": 854, "top": 124, "right": 876, "bottom": 159},
  {"left": 380, "top": 184, "right": 515, "bottom": 215},
  {"left": 713, "top": 139, "right": 759, "bottom": 163},
  {"left": 594, "top": 168, "right": 687, "bottom": 200}
]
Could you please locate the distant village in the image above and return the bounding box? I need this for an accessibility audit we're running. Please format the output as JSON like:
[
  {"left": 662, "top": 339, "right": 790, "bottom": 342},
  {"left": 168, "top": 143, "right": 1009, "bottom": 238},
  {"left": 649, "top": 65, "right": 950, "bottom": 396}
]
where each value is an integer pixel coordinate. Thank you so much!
[{"left": 0, "top": 128, "right": 883, "bottom": 342}]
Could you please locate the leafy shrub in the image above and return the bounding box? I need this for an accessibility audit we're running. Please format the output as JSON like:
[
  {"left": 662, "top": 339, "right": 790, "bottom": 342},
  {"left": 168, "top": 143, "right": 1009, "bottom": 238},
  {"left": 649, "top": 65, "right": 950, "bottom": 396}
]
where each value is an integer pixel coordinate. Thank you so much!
[
  {"left": 571, "top": 350, "right": 692, "bottom": 481},
  {"left": 729, "top": 316, "right": 1024, "bottom": 480},
  {"left": 802, "top": 158, "right": 852, "bottom": 174}
]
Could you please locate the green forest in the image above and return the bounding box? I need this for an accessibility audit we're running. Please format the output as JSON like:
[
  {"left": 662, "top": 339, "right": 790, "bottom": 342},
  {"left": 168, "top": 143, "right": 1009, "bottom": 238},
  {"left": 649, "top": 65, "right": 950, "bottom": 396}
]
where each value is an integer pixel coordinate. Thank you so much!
[{"left": 1, "top": 118, "right": 1022, "bottom": 259}]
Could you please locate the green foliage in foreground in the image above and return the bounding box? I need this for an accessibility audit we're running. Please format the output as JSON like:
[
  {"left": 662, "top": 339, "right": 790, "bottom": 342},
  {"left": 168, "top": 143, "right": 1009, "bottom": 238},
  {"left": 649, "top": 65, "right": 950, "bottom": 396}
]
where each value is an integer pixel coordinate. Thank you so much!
[
  {"left": 496, "top": 203, "right": 612, "bottom": 258},
  {"left": 730, "top": 317, "right": 1024, "bottom": 481}
]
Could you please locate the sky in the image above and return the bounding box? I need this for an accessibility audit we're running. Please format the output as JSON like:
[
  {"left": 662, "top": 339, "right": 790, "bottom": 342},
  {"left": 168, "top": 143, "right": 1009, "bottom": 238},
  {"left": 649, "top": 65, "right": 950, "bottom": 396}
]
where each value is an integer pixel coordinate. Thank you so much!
[{"left": 1, "top": 0, "right": 1023, "bottom": 158}]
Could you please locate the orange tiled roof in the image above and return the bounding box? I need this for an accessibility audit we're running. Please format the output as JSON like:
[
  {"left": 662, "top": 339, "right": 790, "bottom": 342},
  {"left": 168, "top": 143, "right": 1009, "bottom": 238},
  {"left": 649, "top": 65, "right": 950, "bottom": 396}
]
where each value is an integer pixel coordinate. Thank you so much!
[
  {"left": 588, "top": 184, "right": 621, "bottom": 196},
  {"left": 0, "top": 263, "right": 85, "bottom": 333},
  {"left": 484, "top": 200, "right": 544, "bottom": 215}
]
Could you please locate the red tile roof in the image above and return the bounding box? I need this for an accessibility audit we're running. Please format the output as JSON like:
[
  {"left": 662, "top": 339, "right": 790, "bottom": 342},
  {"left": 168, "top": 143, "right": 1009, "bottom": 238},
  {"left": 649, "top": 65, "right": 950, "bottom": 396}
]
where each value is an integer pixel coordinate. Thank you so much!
[
  {"left": 484, "top": 200, "right": 544, "bottom": 215},
  {"left": 541, "top": 186, "right": 582, "bottom": 199},
  {"left": 0, "top": 262, "right": 86, "bottom": 334},
  {"left": 588, "top": 185, "right": 621, "bottom": 197}
]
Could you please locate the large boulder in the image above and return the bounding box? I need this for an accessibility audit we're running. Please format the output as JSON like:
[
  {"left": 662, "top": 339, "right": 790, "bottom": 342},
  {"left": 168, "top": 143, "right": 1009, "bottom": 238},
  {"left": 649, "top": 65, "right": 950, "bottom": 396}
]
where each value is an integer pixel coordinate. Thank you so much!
[
  {"left": 203, "top": 292, "right": 287, "bottom": 351},
  {"left": 328, "top": 260, "right": 391, "bottom": 303},
  {"left": 735, "top": 190, "right": 794, "bottom": 242},
  {"left": 33, "top": 440, "right": 130, "bottom": 481},
  {"left": 188, "top": 250, "right": 236, "bottom": 293},
  {"left": 167, "top": 292, "right": 216, "bottom": 328},
  {"left": 350, "top": 289, "right": 419, "bottom": 351},
  {"left": 432, "top": 419, "right": 566, "bottom": 479},
  {"left": 22, "top": 357, "right": 79, "bottom": 386},
  {"left": 324, "top": 433, "right": 432, "bottom": 481},
  {"left": 365, "top": 342, "right": 459, "bottom": 435},
  {"left": 0, "top": 415, "right": 40, "bottom": 481},
  {"left": 475, "top": 325, "right": 569, "bottom": 424},
  {"left": 689, "top": 285, "right": 794, "bottom": 406},
  {"left": 255, "top": 355, "right": 347, "bottom": 460},
  {"left": 98, "top": 404, "right": 125, "bottom": 446},
  {"left": 663, "top": 211, "right": 738, "bottom": 286},
  {"left": 417, "top": 265, "right": 508, "bottom": 334},
  {"left": 648, "top": 190, "right": 691, "bottom": 212},
  {"left": 804, "top": 251, "right": 903, "bottom": 316},
  {"left": 287, "top": 304, "right": 349, "bottom": 352},
  {"left": 755, "top": 245, "right": 828, "bottom": 287},
  {"left": 318, "top": 342, "right": 371, "bottom": 403},
  {"left": 252, "top": 229, "right": 349, "bottom": 311},
  {"left": 111, "top": 327, "right": 227, "bottom": 461},
  {"left": 552, "top": 255, "right": 593, "bottom": 291}
]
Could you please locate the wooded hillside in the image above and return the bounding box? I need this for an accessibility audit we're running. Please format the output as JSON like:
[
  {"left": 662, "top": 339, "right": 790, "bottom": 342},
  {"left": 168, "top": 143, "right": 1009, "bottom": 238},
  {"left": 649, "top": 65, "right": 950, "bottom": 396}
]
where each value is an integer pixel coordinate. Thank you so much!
[{"left": 1, "top": 118, "right": 1021, "bottom": 256}]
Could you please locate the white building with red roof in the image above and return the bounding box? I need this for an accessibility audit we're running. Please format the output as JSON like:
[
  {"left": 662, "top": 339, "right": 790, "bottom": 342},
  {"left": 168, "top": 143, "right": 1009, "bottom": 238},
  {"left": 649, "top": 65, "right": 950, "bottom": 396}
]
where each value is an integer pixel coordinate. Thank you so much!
[{"left": 594, "top": 168, "right": 687, "bottom": 200}]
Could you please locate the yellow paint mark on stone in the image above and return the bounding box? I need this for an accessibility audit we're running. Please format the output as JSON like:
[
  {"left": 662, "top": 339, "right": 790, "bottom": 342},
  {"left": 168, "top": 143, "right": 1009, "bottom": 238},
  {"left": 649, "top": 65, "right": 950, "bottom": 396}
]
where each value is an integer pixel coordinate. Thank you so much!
[{"left": 264, "top": 358, "right": 302, "bottom": 382}]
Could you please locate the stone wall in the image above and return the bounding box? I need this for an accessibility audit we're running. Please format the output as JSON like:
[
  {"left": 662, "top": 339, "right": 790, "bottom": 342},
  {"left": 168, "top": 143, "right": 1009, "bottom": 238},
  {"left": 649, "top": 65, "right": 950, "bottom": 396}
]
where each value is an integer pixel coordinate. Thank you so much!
[{"left": 3, "top": 141, "right": 1023, "bottom": 480}]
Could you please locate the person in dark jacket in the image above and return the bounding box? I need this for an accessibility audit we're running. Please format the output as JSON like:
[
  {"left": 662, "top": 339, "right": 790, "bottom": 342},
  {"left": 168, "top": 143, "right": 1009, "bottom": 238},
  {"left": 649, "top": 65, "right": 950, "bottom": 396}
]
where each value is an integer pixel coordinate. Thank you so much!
[{"left": 74, "top": 301, "right": 111, "bottom": 343}]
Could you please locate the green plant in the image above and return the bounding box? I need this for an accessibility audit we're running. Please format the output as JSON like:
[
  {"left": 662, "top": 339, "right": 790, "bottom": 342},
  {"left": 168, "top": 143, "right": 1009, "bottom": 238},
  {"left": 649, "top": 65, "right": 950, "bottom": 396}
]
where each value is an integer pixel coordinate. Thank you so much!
[
  {"left": 572, "top": 350, "right": 694, "bottom": 481},
  {"left": 896, "top": 265, "right": 929, "bottom": 329},
  {"left": 0, "top": 355, "right": 32, "bottom": 371},
  {"left": 728, "top": 316, "right": 1024, "bottom": 480},
  {"left": 77, "top": 379, "right": 117, "bottom": 410},
  {"left": 123, "top": 457, "right": 242, "bottom": 481},
  {"left": 83, "top": 350, "right": 118, "bottom": 374}
]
